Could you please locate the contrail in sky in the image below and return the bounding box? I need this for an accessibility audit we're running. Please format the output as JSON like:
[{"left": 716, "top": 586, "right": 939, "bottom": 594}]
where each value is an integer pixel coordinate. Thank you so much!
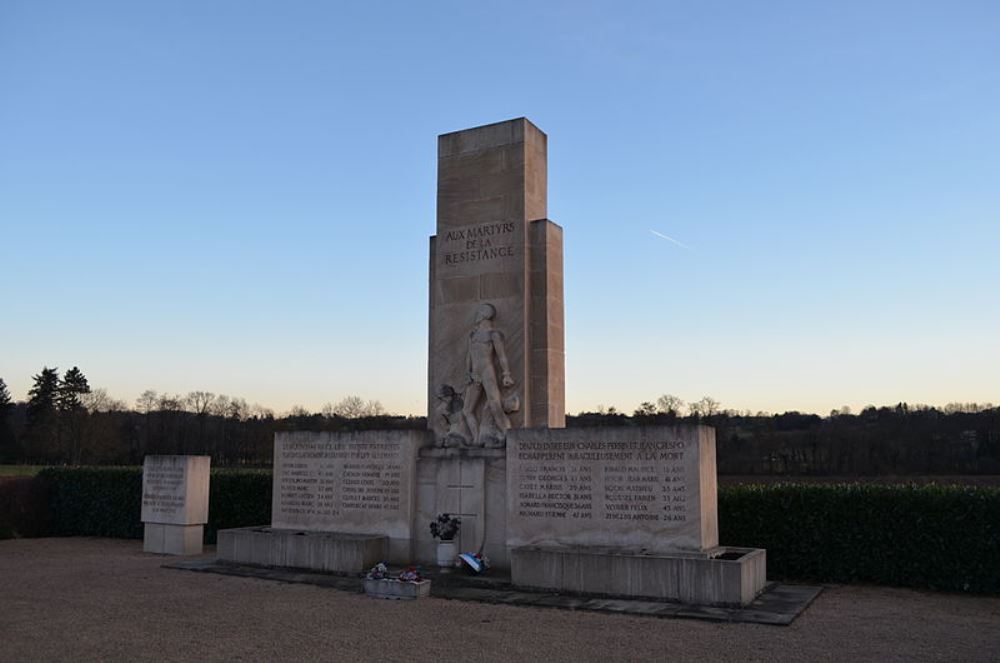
[{"left": 649, "top": 229, "right": 696, "bottom": 253}]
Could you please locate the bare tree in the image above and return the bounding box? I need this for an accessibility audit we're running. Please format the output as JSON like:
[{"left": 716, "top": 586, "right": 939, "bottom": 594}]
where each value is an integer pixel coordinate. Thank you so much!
[
  {"left": 689, "top": 396, "right": 721, "bottom": 418},
  {"left": 210, "top": 394, "right": 232, "bottom": 418},
  {"left": 656, "top": 394, "right": 685, "bottom": 415},
  {"left": 288, "top": 405, "right": 311, "bottom": 417},
  {"left": 323, "top": 396, "right": 385, "bottom": 418},
  {"left": 633, "top": 401, "right": 657, "bottom": 416},
  {"left": 136, "top": 390, "right": 159, "bottom": 415},
  {"left": 185, "top": 391, "right": 215, "bottom": 416},
  {"left": 82, "top": 388, "right": 126, "bottom": 413}
]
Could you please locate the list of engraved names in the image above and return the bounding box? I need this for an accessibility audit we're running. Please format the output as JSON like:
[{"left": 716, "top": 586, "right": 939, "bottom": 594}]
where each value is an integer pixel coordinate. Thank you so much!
[
  {"left": 142, "top": 465, "right": 186, "bottom": 518},
  {"left": 513, "top": 439, "right": 691, "bottom": 526},
  {"left": 274, "top": 437, "right": 405, "bottom": 525}
]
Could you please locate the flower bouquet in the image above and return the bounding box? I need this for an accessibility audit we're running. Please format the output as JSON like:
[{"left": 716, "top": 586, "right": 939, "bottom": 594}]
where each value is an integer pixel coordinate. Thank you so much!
[
  {"left": 364, "top": 562, "right": 431, "bottom": 600},
  {"left": 430, "top": 514, "right": 462, "bottom": 571}
]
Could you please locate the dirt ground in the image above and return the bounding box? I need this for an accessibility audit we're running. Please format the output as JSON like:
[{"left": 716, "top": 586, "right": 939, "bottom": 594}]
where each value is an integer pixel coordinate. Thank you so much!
[{"left": 1, "top": 538, "right": 999, "bottom": 662}]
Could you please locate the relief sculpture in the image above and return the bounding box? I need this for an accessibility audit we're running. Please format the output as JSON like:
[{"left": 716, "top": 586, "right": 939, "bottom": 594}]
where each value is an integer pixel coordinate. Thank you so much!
[{"left": 433, "top": 302, "right": 519, "bottom": 448}]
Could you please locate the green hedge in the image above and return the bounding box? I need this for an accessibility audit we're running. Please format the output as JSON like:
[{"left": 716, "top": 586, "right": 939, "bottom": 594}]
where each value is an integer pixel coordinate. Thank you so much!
[
  {"left": 719, "top": 483, "right": 1000, "bottom": 593},
  {"left": 41, "top": 468, "right": 143, "bottom": 539},
  {"left": 37, "top": 467, "right": 271, "bottom": 544},
  {"left": 21, "top": 470, "right": 1000, "bottom": 593},
  {"left": 203, "top": 469, "right": 271, "bottom": 543}
]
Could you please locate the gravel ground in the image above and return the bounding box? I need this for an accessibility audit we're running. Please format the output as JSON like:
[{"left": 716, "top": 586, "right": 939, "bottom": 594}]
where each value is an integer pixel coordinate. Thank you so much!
[{"left": 2, "top": 538, "right": 999, "bottom": 663}]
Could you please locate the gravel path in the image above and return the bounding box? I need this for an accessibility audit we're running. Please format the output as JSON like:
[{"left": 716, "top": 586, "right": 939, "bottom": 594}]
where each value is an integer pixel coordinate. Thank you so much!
[{"left": 2, "top": 538, "right": 999, "bottom": 662}]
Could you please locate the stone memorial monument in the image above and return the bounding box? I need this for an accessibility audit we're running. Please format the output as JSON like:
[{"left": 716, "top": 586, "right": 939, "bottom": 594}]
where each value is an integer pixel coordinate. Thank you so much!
[
  {"left": 216, "top": 117, "right": 766, "bottom": 607},
  {"left": 141, "top": 455, "right": 210, "bottom": 555}
]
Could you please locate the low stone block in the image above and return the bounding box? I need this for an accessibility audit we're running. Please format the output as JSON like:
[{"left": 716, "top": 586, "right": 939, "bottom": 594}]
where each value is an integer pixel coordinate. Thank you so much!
[
  {"left": 510, "top": 545, "right": 767, "bottom": 607},
  {"left": 363, "top": 579, "right": 432, "bottom": 600},
  {"left": 217, "top": 527, "right": 386, "bottom": 574},
  {"left": 143, "top": 523, "right": 204, "bottom": 556}
]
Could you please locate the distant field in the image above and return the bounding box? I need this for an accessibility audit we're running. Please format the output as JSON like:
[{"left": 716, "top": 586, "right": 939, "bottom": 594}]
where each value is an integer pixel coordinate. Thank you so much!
[
  {"left": 720, "top": 474, "right": 1000, "bottom": 487},
  {"left": 0, "top": 466, "right": 47, "bottom": 478}
]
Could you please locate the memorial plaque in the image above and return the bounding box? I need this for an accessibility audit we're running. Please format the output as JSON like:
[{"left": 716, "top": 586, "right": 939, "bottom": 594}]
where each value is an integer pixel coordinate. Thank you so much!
[
  {"left": 506, "top": 425, "right": 718, "bottom": 553},
  {"left": 271, "top": 430, "right": 421, "bottom": 540},
  {"left": 141, "top": 455, "right": 210, "bottom": 526}
]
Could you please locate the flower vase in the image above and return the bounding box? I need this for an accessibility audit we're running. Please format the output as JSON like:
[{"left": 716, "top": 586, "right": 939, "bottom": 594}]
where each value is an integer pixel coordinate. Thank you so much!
[{"left": 436, "top": 540, "right": 457, "bottom": 572}]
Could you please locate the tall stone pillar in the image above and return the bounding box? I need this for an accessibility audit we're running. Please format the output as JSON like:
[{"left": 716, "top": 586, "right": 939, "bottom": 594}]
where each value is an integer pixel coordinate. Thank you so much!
[{"left": 428, "top": 118, "right": 564, "bottom": 448}]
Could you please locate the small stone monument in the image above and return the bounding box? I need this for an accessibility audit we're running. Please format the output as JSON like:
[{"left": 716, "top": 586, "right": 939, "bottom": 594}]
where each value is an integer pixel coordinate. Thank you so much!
[{"left": 141, "top": 455, "right": 210, "bottom": 555}]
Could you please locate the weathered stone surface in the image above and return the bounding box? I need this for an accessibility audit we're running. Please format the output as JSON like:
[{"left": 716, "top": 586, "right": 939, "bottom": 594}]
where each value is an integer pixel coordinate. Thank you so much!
[
  {"left": 428, "top": 118, "right": 564, "bottom": 449},
  {"left": 506, "top": 425, "right": 718, "bottom": 553},
  {"left": 271, "top": 431, "right": 422, "bottom": 560},
  {"left": 218, "top": 527, "right": 386, "bottom": 573},
  {"left": 141, "top": 455, "right": 211, "bottom": 526},
  {"left": 413, "top": 447, "right": 509, "bottom": 568},
  {"left": 510, "top": 546, "right": 767, "bottom": 607},
  {"left": 143, "top": 523, "right": 204, "bottom": 556}
]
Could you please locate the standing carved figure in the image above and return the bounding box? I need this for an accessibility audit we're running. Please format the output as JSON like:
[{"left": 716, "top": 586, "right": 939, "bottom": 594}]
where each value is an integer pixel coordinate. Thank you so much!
[{"left": 462, "top": 303, "right": 515, "bottom": 446}]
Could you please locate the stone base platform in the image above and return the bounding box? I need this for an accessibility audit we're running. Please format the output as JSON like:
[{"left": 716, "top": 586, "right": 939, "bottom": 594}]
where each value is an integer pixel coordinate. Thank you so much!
[
  {"left": 164, "top": 559, "right": 817, "bottom": 626},
  {"left": 510, "top": 545, "right": 767, "bottom": 607},
  {"left": 216, "top": 527, "right": 386, "bottom": 574},
  {"left": 144, "top": 523, "right": 204, "bottom": 555}
]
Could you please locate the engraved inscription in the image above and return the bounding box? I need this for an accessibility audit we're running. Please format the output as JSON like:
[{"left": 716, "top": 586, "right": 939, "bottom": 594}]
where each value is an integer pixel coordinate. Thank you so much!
[
  {"left": 271, "top": 432, "right": 418, "bottom": 537},
  {"left": 142, "top": 465, "right": 186, "bottom": 518},
  {"left": 513, "top": 439, "right": 691, "bottom": 525},
  {"left": 275, "top": 438, "right": 405, "bottom": 523},
  {"left": 440, "top": 221, "right": 516, "bottom": 266},
  {"left": 507, "top": 428, "right": 716, "bottom": 553}
]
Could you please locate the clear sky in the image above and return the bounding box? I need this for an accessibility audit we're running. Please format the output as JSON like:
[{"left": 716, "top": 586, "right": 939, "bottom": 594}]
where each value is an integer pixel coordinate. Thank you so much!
[{"left": 1, "top": 1, "right": 998, "bottom": 416}]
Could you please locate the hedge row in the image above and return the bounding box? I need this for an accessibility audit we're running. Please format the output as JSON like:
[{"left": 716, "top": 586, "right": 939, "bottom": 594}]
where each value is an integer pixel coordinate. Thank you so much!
[
  {"left": 719, "top": 483, "right": 1000, "bottom": 593},
  {"left": 0, "top": 477, "right": 49, "bottom": 539},
  {"left": 38, "top": 467, "right": 271, "bottom": 544},
  {"left": 18, "top": 469, "right": 1000, "bottom": 593}
]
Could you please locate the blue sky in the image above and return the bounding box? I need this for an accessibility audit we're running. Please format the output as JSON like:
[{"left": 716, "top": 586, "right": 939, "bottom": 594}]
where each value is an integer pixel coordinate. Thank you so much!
[{"left": 1, "top": 1, "right": 998, "bottom": 416}]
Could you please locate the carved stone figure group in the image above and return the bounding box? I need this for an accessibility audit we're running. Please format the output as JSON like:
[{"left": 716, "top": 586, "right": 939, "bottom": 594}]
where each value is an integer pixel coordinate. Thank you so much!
[{"left": 433, "top": 302, "right": 519, "bottom": 448}]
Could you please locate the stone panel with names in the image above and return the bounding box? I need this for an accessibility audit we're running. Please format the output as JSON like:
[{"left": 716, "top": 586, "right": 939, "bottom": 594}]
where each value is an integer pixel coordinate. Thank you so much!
[
  {"left": 141, "top": 455, "right": 210, "bottom": 525},
  {"left": 506, "top": 425, "right": 718, "bottom": 553},
  {"left": 271, "top": 431, "right": 421, "bottom": 539}
]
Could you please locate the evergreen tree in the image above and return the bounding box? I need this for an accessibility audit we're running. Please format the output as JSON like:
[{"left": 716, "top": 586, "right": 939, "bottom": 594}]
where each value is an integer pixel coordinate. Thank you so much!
[
  {"left": 57, "top": 366, "right": 90, "bottom": 413},
  {"left": 58, "top": 366, "right": 91, "bottom": 464},
  {"left": 0, "top": 378, "right": 17, "bottom": 462},
  {"left": 0, "top": 378, "right": 11, "bottom": 414},
  {"left": 24, "top": 367, "right": 60, "bottom": 461}
]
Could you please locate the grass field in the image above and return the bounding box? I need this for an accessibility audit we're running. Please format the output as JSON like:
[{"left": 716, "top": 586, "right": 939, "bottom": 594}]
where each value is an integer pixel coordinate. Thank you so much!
[{"left": 0, "top": 465, "right": 47, "bottom": 477}]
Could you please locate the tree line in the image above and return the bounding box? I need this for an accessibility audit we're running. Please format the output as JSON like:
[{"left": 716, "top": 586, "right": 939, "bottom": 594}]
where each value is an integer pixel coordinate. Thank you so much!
[
  {"left": 573, "top": 395, "right": 1000, "bottom": 476},
  {"left": 1, "top": 370, "right": 998, "bottom": 475},
  {"left": 0, "top": 368, "right": 412, "bottom": 467}
]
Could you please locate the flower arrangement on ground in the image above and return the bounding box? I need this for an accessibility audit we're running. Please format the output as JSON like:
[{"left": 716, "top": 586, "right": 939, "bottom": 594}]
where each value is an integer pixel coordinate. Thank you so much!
[
  {"left": 364, "top": 562, "right": 431, "bottom": 600},
  {"left": 365, "top": 562, "right": 425, "bottom": 583},
  {"left": 458, "top": 552, "right": 491, "bottom": 575}
]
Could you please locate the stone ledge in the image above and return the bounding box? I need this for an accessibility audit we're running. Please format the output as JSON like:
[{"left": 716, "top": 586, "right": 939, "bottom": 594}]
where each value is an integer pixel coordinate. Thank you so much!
[
  {"left": 511, "top": 545, "right": 767, "bottom": 607},
  {"left": 217, "top": 527, "right": 386, "bottom": 574},
  {"left": 163, "top": 560, "right": 819, "bottom": 626}
]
